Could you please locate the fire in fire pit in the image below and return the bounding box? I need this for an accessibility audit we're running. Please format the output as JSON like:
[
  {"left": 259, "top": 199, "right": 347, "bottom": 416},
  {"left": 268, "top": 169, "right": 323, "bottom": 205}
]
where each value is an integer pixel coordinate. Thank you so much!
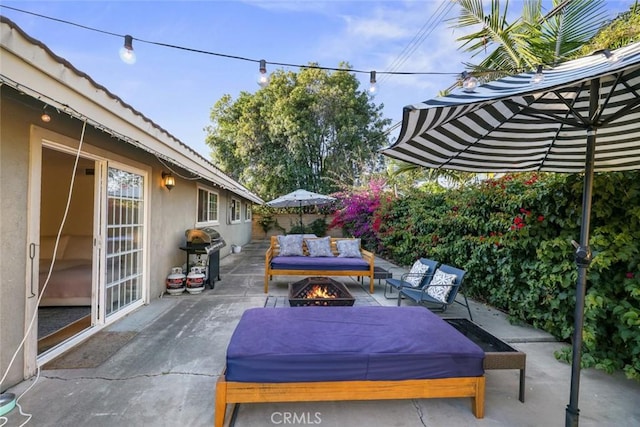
[{"left": 288, "top": 277, "right": 355, "bottom": 307}]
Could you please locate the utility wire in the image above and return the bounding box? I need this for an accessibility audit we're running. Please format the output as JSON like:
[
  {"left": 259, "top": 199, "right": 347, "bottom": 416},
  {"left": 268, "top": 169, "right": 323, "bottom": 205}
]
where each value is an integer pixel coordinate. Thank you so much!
[{"left": 379, "top": 1, "right": 457, "bottom": 85}]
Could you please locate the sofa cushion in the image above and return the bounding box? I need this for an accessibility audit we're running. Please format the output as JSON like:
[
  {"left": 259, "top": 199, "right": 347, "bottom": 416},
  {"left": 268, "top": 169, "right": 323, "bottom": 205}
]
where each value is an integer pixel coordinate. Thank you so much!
[
  {"left": 336, "top": 239, "right": 362, "bottom": 258},
  {"left": 277, "top": 235, "right": 305, "bottom": 257},
  {"left": 271, "top": 256, "right": 369, "bottom": 271},
  {"left": 305, "top": 237, "right": 334, "bottom": 257}
]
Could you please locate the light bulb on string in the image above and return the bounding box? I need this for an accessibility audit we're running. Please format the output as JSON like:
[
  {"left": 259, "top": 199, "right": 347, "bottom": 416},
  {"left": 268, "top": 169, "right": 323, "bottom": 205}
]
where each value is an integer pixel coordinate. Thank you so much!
[
  {"left": 119, "top": 35, "right": 136, "bottom": 64},
  {"left": 460, "top": 71, "right": 478, "bottom": 92},
  {"left": 531, "top": 65, "right": 545, "bottom": 84},
  {"left": 369, "top": 71, "right": 377, "bottom": 94},
  {"left": 257, "top": 59, "right": 269, "bottom": 88}
]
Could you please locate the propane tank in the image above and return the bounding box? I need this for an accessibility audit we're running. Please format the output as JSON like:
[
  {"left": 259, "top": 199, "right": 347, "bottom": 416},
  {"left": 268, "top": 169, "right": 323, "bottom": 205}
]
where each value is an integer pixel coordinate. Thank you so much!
[
  {"left": 186, "top": 266, "right": 206, "bottom": 294},
  {"left": 166, "top": 267, "right": 186, "bottom": 295}
]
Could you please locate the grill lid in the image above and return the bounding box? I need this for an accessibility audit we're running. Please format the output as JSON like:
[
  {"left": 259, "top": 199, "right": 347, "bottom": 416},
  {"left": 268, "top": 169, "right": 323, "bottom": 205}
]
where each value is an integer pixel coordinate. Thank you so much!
[
  {"left": 185, "top": 227, "right": 223, "bottom": 244},
  {"left": 186, "top": 229, "right": 210, "bottom": 244}
]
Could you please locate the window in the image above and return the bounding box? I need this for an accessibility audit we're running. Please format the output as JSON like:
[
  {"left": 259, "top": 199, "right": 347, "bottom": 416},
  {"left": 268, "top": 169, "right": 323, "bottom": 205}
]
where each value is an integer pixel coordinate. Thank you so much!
[
  {"left": 231, "top": 198, "right": 241, "bottom": 223},
  {"left": 197, "top": 187, "right": 219, "bottom": 224},
  {"left": 245, "top": 203, "right": 252, "bottom": 221}
]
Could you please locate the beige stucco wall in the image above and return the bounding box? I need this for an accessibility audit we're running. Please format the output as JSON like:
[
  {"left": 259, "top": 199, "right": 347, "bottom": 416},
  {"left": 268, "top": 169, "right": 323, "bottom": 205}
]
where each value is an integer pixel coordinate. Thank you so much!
[
  {"left": 0, "top": 95, "right": 33, "bottom": 389},
  {"left": 0, "top": 92, "right": 255, "bottom": 388}
]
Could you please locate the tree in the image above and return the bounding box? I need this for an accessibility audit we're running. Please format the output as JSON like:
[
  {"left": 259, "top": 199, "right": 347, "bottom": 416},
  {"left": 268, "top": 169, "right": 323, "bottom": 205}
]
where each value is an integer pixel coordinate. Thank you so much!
[
  {"left": 451, "top": 0, "right": 609, "bottom": 78},
  {"left": 205, "top": 64, "right": 391, "bottom": 200},
  {"left": 573, "top": 1, "right": 640, "bottom": 56}
]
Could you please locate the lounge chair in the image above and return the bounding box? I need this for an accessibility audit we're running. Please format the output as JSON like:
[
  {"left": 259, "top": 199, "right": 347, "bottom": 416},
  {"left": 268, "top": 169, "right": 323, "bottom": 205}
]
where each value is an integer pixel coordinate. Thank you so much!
[
  {"left": 383, "top": 258, "right": 439, "bottom": 299},
  {"left": 397, "top": 264, "right": 473, "bottom": 320}
]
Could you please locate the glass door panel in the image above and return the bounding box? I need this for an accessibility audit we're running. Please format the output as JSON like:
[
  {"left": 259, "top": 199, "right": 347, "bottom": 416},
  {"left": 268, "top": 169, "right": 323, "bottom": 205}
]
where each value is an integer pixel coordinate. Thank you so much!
[{"left": 105, "top": 167, "right": 144, "bottom": 317}]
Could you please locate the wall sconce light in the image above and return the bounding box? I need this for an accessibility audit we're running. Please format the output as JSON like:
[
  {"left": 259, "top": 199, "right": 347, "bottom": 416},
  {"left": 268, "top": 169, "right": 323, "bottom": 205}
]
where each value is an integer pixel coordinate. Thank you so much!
[
  {"left": 41, "top": 106, "right": 51, "bottom": 123},
  {"left": 119, "top": 35, "right": 136, "bottom": 64},
  {"left": 162, "top": 172, "right": 175, "bottom": 191}
]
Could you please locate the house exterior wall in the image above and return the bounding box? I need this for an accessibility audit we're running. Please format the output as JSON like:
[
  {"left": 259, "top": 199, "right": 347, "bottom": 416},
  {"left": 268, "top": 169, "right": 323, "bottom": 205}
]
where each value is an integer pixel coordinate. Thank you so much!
[
  {"left": 0, "top": 95, "right": 33, "bottom": 389},
  {"left": 0, "top": 92, "right": 256, "bottom": 389}
]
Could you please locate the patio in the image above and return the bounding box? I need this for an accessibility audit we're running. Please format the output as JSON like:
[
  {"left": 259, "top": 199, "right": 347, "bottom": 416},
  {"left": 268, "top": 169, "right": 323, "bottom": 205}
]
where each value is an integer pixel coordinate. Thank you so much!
[{"left": 3, "top": 240, "right": 639, "bottom": 426}]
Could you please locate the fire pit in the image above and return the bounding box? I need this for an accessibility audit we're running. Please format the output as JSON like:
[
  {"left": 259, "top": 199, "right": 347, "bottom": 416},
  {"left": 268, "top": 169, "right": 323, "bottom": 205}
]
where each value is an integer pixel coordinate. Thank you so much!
[{"left": 288, "top": 277, "right": 355, "bottom": 307}]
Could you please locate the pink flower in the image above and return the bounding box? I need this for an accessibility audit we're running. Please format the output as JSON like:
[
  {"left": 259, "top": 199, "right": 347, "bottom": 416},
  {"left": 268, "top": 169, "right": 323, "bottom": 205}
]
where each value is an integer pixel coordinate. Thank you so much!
[{"left": 626, "top": 272, "right": 634, "bottom": 279}]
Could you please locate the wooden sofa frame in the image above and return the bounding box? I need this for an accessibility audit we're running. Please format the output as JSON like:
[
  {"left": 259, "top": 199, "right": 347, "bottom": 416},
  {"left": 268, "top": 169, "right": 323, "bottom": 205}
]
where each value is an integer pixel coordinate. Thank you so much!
[
  {"left": 214, "top": 374, "right": 485, "bottom": 426},
  {"left": 264, "top": 236, "right": 376, "bottom": 293}
]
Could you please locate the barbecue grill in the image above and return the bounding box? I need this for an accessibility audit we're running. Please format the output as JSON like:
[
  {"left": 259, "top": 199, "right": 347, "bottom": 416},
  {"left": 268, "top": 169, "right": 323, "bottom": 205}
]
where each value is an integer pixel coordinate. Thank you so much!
[{"left": 180, "top": 227, "right": 226, "bottom": 288}]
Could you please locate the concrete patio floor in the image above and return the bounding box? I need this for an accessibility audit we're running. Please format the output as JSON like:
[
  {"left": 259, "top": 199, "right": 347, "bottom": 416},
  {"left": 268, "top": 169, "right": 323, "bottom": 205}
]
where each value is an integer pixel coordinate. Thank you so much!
[{"left": 3, "top": 240, "right": 639, "bottom": 426}]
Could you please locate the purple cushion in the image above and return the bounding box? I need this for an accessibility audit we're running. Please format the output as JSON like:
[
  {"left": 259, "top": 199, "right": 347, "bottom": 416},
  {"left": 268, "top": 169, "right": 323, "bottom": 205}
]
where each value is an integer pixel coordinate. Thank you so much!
[
  {"left": 226, "top": 306, "right": 485, "bottom": 382},
  {"left": 271, "top": 256, "right": 369, "bottom": 271}
]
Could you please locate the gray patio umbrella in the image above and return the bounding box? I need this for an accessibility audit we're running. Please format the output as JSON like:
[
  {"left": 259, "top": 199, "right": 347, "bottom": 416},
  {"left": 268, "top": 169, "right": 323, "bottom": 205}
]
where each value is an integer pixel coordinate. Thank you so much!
[
  {"left": 266, "top": 189, "right": 336, "bottom": 225},
  {"left": 382, "top": 41, "right": 640, "bottom": 427}
]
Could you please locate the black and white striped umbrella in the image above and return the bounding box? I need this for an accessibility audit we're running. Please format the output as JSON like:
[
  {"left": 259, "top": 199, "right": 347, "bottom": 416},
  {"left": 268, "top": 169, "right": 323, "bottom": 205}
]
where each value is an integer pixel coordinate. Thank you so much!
[
  {"left": 383, "top": 41, "right": 640, "bottom": 173},
  {"left": 382, "top": 41, "right": 640, "bottom": 427}
]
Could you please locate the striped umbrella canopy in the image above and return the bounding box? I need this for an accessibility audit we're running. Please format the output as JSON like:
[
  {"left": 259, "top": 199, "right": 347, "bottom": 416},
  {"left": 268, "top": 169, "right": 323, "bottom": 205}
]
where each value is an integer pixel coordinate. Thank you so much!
[{"left": 382, "top": 41, "right": 640, "bottom": 427}]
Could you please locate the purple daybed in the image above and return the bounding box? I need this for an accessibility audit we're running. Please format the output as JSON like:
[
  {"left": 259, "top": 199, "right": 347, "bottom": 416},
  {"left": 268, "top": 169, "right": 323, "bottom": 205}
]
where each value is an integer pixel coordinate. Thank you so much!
[{"left": 215, "top": 306, "right": 486, "bottom": 426}]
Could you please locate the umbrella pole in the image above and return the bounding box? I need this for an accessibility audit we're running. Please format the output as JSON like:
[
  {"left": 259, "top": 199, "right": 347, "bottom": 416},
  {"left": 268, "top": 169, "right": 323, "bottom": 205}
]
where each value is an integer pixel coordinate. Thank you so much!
[
  {"left": 566, "top": 81, "right": 599, "bottom": 427},
  {"left": 299, "top": 202, "right": 303, "bottom": 228}
]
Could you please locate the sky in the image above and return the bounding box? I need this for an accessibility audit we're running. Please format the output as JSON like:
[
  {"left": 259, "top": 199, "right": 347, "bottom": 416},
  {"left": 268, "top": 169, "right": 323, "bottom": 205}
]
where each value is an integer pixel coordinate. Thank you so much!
[{"left": 0, "top": 0, "right": 633, "bottom": 158}]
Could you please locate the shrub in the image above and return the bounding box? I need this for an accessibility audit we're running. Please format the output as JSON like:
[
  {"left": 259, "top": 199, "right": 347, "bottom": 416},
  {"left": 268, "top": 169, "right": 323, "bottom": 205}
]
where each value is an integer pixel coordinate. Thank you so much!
[{"left": 376, "top": 171, "right": 640, "bottom": 380}]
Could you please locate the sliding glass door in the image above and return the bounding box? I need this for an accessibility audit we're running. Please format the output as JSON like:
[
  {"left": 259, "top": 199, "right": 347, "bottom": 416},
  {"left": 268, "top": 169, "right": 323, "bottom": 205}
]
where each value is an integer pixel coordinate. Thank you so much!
[{"left": 105, "top": 166, "right": 145, "bottom": 317}]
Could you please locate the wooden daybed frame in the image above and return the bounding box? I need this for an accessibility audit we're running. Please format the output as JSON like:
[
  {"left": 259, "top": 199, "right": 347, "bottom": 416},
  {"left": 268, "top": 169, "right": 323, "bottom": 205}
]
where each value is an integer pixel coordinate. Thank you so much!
[
  {"left": 214, "top": 374, "right": 485, "bottom": 426},
  {"left": 264, "top": 236, "right": 376, "bottom": 293}
]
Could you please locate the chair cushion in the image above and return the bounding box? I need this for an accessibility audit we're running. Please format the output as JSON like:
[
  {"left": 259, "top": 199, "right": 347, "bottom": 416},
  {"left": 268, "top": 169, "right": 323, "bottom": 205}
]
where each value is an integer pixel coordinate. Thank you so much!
[
  {"left": 305, "top": 237, "right": 334, "bottom": 257},
  {"left": 277, "top": 235, "right": 304, "bottom": 256},
  {"left": 405, "top": 260, "right": 430, "bottom": 288},
  {"left": 336, "top": 239, "right": 362, "bottom": 258},
  {"left": 427, "top": 269, "right": 456, "bottom": 303}
]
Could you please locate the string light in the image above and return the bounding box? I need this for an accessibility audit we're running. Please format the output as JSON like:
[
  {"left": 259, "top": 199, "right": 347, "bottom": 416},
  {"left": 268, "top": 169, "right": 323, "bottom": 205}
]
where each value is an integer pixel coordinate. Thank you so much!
[
  {"left": 119, "top": 34, "right": 136, "bottom": 64},
  {"left": 257, "top": 59, "right": 269, "bottom": 88},
  {"left": 460, "top": 71, "right": 478, "bottom": 92},
  {"left": 369, "top": 71, "right": 377, "bottom": 94},
  {"left": 0, "top": 5, "right": 499, "bottom": 80},
  {"left": 531, "top": 65, "right": 545, "bottom": 84},
  {"left": 601, "top": 49, "right": 620, "bottom": 64},
  {"left": 3, "top": 4, "right": 611, "bottom": 93}
]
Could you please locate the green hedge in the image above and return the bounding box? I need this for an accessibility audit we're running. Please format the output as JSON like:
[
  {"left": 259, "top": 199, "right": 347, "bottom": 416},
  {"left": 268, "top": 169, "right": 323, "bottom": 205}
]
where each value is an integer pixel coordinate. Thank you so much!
[{"left": 376, "top": 172, "right": 640, "bottom": 380}]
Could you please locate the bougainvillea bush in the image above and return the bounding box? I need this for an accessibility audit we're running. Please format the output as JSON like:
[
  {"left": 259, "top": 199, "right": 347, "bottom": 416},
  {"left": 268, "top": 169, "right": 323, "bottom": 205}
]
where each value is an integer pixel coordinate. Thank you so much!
[
  {"left": 329, "top": 179, "right": 389, "bottom": 252},
  {"left": 376, "top": 172, "right": 640, "bottom": 380}
]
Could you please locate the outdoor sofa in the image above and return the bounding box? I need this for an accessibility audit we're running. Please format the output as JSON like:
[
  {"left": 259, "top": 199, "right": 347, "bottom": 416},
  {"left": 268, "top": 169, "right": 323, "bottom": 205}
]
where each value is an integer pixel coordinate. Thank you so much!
[{"left": 264, "top": 235, "right": 375, "bottom": 293}]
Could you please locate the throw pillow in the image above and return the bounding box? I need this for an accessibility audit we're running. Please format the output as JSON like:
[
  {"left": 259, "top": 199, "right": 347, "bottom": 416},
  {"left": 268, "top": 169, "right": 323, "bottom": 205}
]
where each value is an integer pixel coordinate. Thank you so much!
[
  {"left": 404, "top": 260, "right": 430, "bottom": 288},
  {"left": 336, "top": 239, "right": 362, "bottom": 258},
  {"left": 277, "top": 234, "right": 304, "bottom": 257},
  {"left": 427, "top": 269, "right": 457, "bottom": 303},
  {"left": 305, "top": 237, "right": 334, "bottom": 257}
]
